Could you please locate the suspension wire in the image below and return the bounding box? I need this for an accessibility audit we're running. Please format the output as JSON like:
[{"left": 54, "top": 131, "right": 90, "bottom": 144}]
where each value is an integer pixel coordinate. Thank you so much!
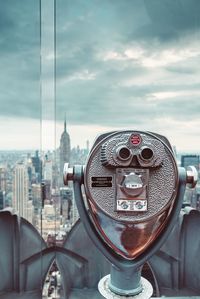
[
  {"left": 39, "top": 0, "right": 43, "bottom": 293},
  {"left": 54, "top": 0, "right": 58, "bottom": 297}
]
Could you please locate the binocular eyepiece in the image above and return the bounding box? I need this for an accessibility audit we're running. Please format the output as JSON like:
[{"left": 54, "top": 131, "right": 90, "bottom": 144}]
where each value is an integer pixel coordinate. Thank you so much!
[
  {"left": 100, "top": 132, "right": 165, "bottom": 170},
  {"left": 116, "top": 145, "right": 154, "bottom": 163}
]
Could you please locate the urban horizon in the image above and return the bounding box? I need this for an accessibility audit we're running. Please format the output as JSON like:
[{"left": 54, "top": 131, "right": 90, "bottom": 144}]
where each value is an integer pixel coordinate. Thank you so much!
[
  {"left": 1, "top": 119, "right": 200, "bottom": 152},
  {"left": 0, "top": 119, "right": 200, "bottom": 299}
]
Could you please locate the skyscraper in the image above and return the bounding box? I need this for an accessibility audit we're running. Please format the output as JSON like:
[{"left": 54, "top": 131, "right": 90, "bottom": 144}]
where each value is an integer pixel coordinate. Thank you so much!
[
  {"left": 59, "top": 119, "right": 71, "bottom": 175},
  {"left": 44, "top": 156, "right": 53, "bottom": 185},
  {"left": 0, "top": 191, "right": 4, "bottom": 210},
  {"left": 60, "top": 187, "right": 73, "bottom": 223},
  {"left": 13, "top": 163, "right": 29, "bottom": 219},
  {"left": 32, "top": 150, "right": 42, "bottom": 183},
  {"left": 0, "top": 167, "right": 7, "bottom": 193}
]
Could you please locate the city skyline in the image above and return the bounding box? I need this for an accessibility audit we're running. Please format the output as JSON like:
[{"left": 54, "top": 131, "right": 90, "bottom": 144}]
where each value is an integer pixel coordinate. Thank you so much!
[
  {"left": 0, "top": 120, "right": 88, "bottom": 246},
  {"left": 0, "top": 118, "right": 199, "bottom": 153}
]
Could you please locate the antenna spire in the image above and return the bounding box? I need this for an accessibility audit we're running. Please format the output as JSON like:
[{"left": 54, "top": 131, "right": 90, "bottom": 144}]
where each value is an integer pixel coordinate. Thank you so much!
[{"left": 64, "top": 113, "right": 66, "bottom": 132}]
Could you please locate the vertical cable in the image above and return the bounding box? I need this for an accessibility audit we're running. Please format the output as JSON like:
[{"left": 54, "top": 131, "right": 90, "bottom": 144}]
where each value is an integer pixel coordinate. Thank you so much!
[
  {"left": 39, "top": 0, "right": 43, "bottom": 292},
  {"left": 54, "top": 1, "right": 57, "bottom": 155},
  {"left": 53, "top": 0, "right": 58, "bottom": 297}
]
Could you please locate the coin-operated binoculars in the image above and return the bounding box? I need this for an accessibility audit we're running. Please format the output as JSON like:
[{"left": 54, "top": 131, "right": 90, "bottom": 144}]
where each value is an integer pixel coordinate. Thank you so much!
[{"left": 64, "top": 131, "right": 197, "bottom": 299}]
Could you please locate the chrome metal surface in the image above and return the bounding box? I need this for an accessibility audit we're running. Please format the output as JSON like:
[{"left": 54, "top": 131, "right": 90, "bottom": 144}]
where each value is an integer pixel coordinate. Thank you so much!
[
  {"left": 98, "top": 275, "right": 153, "bottom": 299},
  {"left": 63, "top": 163, "right": 74, "bottom": 185},
  {"left": 84, "top": 130, "right": 179, "bottom": 259},
  {"left": 186, "top": 165, "right": 198, "bottom": 188}
]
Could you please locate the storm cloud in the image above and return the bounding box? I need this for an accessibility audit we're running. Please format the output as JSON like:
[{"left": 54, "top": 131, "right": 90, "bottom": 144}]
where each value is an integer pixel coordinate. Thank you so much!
[
  {"left": 0, "top": 0, "right": 40, "bottom": 119},
  {"left": 0, "top": 0, "right": 200, "bottom": 150},
  {"left": 54, "top": 0, "right": 200, "bottom": 128}
]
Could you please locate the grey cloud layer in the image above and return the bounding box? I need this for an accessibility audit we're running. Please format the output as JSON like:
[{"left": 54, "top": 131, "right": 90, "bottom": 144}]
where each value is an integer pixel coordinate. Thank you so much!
[
  {"left": 0, "top": 0, "right": 200, "bottom": 129},
  {"left": 0, "top": 0, "right": 40, "bottom": 119}
]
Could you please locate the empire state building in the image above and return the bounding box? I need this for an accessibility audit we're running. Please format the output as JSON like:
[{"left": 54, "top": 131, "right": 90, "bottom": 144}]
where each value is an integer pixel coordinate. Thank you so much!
[{"left": 60, "top": 119, "right": 71, "bottom": 174}]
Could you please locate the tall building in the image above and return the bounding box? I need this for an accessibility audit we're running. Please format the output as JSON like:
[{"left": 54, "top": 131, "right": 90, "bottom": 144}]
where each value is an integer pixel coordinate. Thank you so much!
[
  {"left": 41, "top": 179, "right": 51, "bottom": 202},
  {"left": 0, "top": 167, "right": 7, "bottom": 193},
  {"left": 32, "top": 150, "right": 42, "bottom": 183},
  {"left": 60, "top": 187, "right": 72, "bottom": 223},
  {"left": 13, "top": 163, "right": 30, "bottom": 219},
  {"left": 0, "top": 191, "right": 4, "bottom": 210},
  {"left": 59, "top": 119, "right": 71, "bottom": 175},
  {"left": 31, "top": 183, "right": 41, "bottom": 208},
  {"left": 44, "top": 156, "right": 53, "bottom": 184}
]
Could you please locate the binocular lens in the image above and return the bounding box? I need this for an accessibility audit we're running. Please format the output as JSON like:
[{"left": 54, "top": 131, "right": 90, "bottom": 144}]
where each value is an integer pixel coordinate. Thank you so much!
[
  {"left": 118, "top": 146, "right": 131, "bottom": 160},
  {"left": 140, "top": 147, "right": 154, "bottom": 160}
]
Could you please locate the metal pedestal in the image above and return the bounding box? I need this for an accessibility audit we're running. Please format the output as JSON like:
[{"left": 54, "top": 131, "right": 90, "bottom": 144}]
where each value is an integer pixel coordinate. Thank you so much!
[{"left": 98, "top": 275, "right": 153, "bottom": 299}]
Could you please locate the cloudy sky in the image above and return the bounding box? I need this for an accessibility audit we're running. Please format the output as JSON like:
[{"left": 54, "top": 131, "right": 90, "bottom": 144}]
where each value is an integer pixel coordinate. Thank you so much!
[{"left": 0, "top": 0, "right": 200, "bottom": 151}]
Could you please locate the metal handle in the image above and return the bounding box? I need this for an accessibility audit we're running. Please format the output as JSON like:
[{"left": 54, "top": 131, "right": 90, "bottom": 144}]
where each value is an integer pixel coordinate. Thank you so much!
[
  {"left": 63, "top": 163, "right": 74, "bottom": 185},
  {"left": 186, "top": 166, "right": 198, "bottom": 189}
]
